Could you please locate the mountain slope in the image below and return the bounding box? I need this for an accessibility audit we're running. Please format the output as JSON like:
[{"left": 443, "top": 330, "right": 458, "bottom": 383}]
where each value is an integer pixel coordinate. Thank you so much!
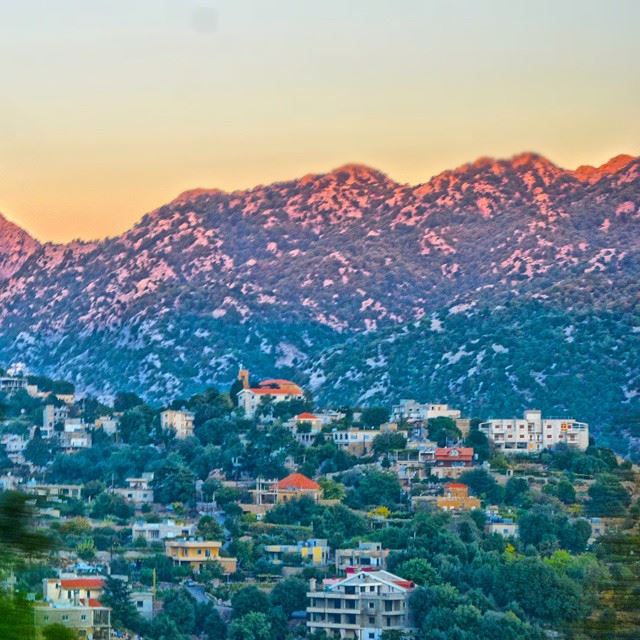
[
  {"left": 0, "top": 213, "right": 40, "bottom": 280},
  {"left": 0, "top": 153, "right": 639, "bottom": 452}
]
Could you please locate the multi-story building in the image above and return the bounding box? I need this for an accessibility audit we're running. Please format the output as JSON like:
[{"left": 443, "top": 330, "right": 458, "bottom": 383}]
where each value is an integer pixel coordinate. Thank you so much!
[
  {"left": 160, "top": 409, "right": 195, "bottom": 439},
  {"left": 165, "top": 539, "right": 237, "bottom": 574},
  {"left": 42, "top": 404, "right": 69, "bottom": 438},
  {"left": 132, "top": 519, "right": 196, "bottom": 543},
  {"left": 264, "top": 538, "right": 330, "bottom": 566},
  {"left": 112, "top": 474, "right": 154, "bottom": 505},
  {"left": 43, "top": 576, "right": 105, "bottom": 605},
  {"left": 335, "top": 542, "right": 389, "bottom": 574},
  {"left": 0, "top": 376, "right": 28, "bottom": 395},
  {"left": 307, "top": 570, "right": 415, "bottom": 640},
  {"left": 436, "top": 483, "right": 481, "bottom": 511},
  {"left": 430, "top": 446, "right": 475, "bottom": 479},
  {"left": 479, "top": 410, "right": 589, "bottom": 454},
  {"left": 236, "top": 371, "right": 305, "bottom": 418},
  {"left": 34, "top": 602, "right": 111, "bottom": 640}
]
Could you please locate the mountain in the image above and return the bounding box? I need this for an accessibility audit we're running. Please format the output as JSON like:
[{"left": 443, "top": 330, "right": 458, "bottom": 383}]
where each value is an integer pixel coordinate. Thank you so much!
[
  {"left": 1, "top": 153, "right": 639, "bottom": 454},
  {"left": 0, "top": 213, "right": 40, "bottom": 280}
]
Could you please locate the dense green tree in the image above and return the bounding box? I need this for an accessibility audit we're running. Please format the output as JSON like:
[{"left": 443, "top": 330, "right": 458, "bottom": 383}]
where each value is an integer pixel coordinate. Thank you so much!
[
  {"left": 587, "top": 475, "right": 631, "bottom": 517},
  {"left": 152, "top": 455, "right": 196, "bottom": 505},
  {"left": 361, "top": 407, "right": 390, "bottom": 428},
  {"left": 427, "top": 417, "right": 462, "bottom": 446},
  {"left": 227, "top": 612, "right": 272, "bottom": 640},
  {"left": 231, "top": 586, "right": 270, "bottom": 619},
  {"left": 373, "top": 432, "right": 407, "bottom": 455},
  {"left": 344, "top": 470, "right": 403, "bottom": 510},
  {"left": 396, "top": 558, "right": 440, "bottom": 586},
  {"left": 113, "top": 391, "right": 145, "bottom": 412},
  {"left": 269, "top": 576, "right": 308, "bottom": 616},
  {"left": 42, "top": 624, "right": 78, "bottom": 640},
  {"left": 101, "top": 577, "right": 143, "bottom": 633}
]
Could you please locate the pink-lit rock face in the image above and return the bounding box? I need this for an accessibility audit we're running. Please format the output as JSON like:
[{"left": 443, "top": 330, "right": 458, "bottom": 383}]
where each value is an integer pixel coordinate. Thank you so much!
[
  {"left": 0, "top": 213, "right": 40, "bottom": 280},
  {"left": 0, "top": 151, "right": 637, "bottom": 401}
]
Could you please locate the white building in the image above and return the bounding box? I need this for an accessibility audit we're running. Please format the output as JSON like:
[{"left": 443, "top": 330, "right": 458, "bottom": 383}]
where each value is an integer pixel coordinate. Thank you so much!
[
  {"left": 335, "top": 542, "right": 390, "bottom": 574},
  {"left": 479, "top": 410, "right": 589, "bottom": 454},
  {"left": 391, "top": 400, "right": 461, "bottom": 423},
  {"left": 160, "top": 409, "right": 195, "bottom": 439},
  {"left": 132, "top": 519, "right": 196, "bottom": 543},
  {"left": 237, "top": 378, "right": 305, "bottom": 418},
  {"left": 307, "top": 570, "right": 415, "bottom": 640},
  {"left": 112, "top": 474, "right": 154, "bottom": 505}
]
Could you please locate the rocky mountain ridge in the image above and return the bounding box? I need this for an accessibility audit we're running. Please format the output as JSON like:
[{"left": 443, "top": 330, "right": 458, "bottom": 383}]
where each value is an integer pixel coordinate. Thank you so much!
[{"left": 0, "top": 152, "right": 639, "bottom": 452}]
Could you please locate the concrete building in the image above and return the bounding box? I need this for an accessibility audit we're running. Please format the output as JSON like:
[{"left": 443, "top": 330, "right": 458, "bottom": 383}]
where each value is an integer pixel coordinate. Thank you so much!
[
  {"left": 132, "top": 519, "right": 196, "bottom": 543},
  {"left": 307, "top": 570, "right": 415, "bottom": 640},
  {"left": 331, "top": 428, "right": 379, "bottom": 456},
  {"left": 265, "top": 538, "right": 330, "bottom": 567},
  {"left": 436, "top": 483, "right": 481, "bottom": 511},
  {"left": 0, "top": 376, "right": 28, "bottom": 394},
  {"left": 391, "top": 400, "right": 470, "bottom": 436},
  {"left": 479, "top": 410, "right": 589, "bottom": 454},
  {"left": 131, "top": 590, "right": 155, "bottom": 620},
  {"left": 335, "top": 542, "right": 389, "bottom": 574},
  {"left": 165, "top": 539, "right": 237, "bottom": 574},
  {"left": 25, "top": 483, "right": 83, "bottom": 501},
  {"left": 485, "top": 518, "right": 519, "bottom": 538},
  {"left": 43, "top": 576, "right": 105, "bottom": 605},
  {"left": 160, "top": 409, "right": 195, "bottom": 439},
  {"left": 112, "top": 474, "right": 154, "bottom": 505},
  {"left": 42, "top": 404, "right": 69, "bottom": 438},
  {"left": 1, "top": 434, "right": 27, "bottom": 464},
  {"left": 34, "top": 603, "right": 111, "bottom": 640}
]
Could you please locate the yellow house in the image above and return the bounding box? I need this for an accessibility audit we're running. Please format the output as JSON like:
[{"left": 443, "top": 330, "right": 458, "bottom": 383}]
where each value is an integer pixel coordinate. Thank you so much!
[
  {"left": 165, "top": 540, "right": 237, "bottom": 574},
  {"left": 436, "top": 483, "right": 481, "bottom": 511}
]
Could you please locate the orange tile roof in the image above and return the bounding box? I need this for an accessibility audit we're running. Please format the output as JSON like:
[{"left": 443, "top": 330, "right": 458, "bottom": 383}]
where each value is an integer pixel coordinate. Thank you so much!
[
  {"left": 60, "top": 578, "right": 104, "bottom": 590},
  {"left": 444, "top": 482, "right": 468, "bottom": 489},
  {"left": 276, "top": 472, "right": 320, "bottom": 491},
  {"left": 296, "top": 412, "right": 318, "bottom": 420}
]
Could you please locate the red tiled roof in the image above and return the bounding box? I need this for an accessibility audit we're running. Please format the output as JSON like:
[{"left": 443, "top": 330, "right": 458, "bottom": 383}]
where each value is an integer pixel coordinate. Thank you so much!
[
  {"left": 435, "top": 447, "right": 474, "bottom": 462},
  {"left": 296, "top": 412, "right": 318, "bottom": 420},
  {"left": 88, "top": 598, "right": 103, "bottom": 608},
  {"left": 276, "top": 472, "right": 320, "bottom": 491},
  {"left": 247, "top": 388, "right": 298, "bottom": 395},
  {"left": 393, "top": 579, "right": 415, "bottom": 589},
  {"left": 444, "top": 482, "right": 468, "bottom": 489},
  {"left": 60, "top": 578, "right": 104, "bottom": 590}
]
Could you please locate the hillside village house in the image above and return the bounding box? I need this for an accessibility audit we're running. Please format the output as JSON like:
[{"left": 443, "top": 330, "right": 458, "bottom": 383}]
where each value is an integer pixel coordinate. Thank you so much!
[
  {"left": 43, "top": 576, "right": 105, "bottom": 605},
  {"left": 264, "top": 538, "right": 331, "bottom": 567},
  {"left": 430, "top": 446, "right": 475, "bottom": 479},
  {"left": 479, "top": 409, "right": 589, "bottom": 454},
  {"left": 437, "top": 483, "right": 481, "bottom": 511},
  {"left": 335, "top": 542, "right": 390, "bottom": 574},
  {"left": 391, "top": 400, "right": 470, "bottom": 435},
  {"left": 160, "top": 409, "right": 195, "bottom": 439},
  {"left": 307, "top": 570, "right": 415, "bottom": 640},
  {"left": 112, "top": 474, "right": 154, "bottom": 505},
  {"left": 236, "top": 368, "right": 305, "bottom": 418},
  {"left": 165, "top": 539, "right": 237, "bottom": 574},
  {"left": 133, "top": 519, "right": 196, "bottom": 543},
  {"left": 34, "top": 602, "right": 111, "bottom": 640}
]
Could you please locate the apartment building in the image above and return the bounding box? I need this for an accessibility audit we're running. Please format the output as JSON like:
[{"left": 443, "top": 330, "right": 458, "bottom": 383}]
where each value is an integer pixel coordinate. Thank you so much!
[
  {"left": 307, "top": 570, "right": 414, "bottom": 640},
  {"left": 335, "top": 542, "right": 389, "bottom": 574},
  {"left": 479, "top": 410, "right": 589, "bottom": 454},
  {"left": 165, "top": 539, "right": 237, "bottom": 574},
  {"left": 160, "top": 409, "right": 195, "bottom": 439}
]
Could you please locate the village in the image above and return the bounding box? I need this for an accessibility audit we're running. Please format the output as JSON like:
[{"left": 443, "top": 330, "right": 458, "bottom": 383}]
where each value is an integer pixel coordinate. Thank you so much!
[{"left": 0, "top": 364, "right": 637, "bottom": 640}]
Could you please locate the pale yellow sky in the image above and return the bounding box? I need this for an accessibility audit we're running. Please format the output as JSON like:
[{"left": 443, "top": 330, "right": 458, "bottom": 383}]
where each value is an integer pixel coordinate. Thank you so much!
[{"left": 0, "top": 1, "right": 638, "bottom": 242}]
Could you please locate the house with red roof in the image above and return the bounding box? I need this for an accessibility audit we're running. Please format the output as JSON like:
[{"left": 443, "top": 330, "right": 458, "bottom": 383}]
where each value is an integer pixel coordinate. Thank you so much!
[
  {"left": 236, "top": 370, "right": 304, "bottom": 418},
  {"left": 431, "top": 446, "right": 475, "bottom": 479},
  {"left": 247, "top": 472, "right": 322, "bottom": 516}
]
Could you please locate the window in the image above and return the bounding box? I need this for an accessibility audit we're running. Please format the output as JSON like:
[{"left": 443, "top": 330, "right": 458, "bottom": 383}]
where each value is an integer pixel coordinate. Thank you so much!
[
  {"left": 369, "top": 602, "right": 375, "bottom": 609},
  {"left": 369, "top": 634, "right": 375, "bottom": 639},
  {"left": 369, "top": 617, "right": 375, "bottom": 624}
]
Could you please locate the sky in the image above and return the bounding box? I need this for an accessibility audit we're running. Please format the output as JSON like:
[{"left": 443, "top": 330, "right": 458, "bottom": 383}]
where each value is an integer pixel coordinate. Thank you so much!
[{"left": 0, "top": 1, "right": 639, "bottom": 243}]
